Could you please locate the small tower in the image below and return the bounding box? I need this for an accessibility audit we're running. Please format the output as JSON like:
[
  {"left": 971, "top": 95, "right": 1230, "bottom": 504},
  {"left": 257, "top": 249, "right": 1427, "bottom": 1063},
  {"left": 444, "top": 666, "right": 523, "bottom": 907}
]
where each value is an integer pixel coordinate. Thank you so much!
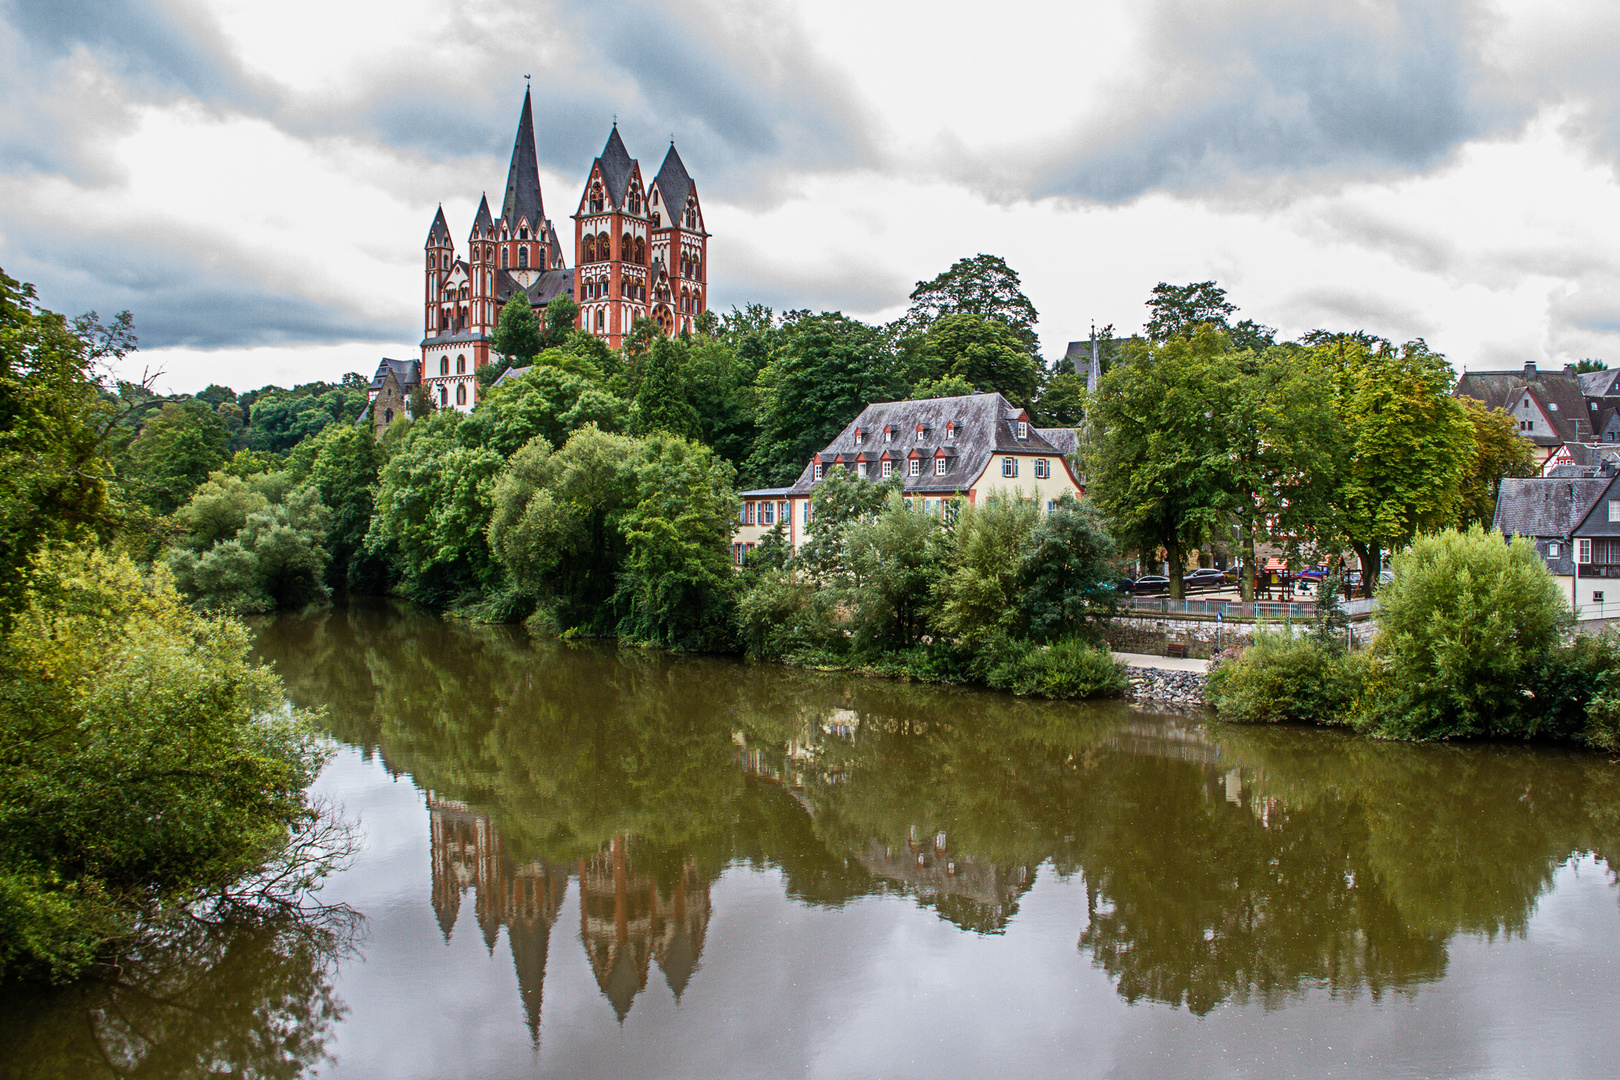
[
  {"left": 646, "top": 142, "right": 708, "bottom": 337},
  {"left": 424, "top": 206, "right": 454, "bottom": 342},
  {"left": 573, "top": 123, "right": 647, "bottom": 349},
  {"left": 468, "top": 194, "right": 496, "bottom": 338}
]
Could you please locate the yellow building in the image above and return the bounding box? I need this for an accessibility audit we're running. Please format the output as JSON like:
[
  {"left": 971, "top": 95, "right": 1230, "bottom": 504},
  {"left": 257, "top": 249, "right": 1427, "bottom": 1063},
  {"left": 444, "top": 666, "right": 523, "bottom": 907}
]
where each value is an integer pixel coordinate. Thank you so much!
[{"left": 733, "top": 391, "right": 1083, "bottom": 561}]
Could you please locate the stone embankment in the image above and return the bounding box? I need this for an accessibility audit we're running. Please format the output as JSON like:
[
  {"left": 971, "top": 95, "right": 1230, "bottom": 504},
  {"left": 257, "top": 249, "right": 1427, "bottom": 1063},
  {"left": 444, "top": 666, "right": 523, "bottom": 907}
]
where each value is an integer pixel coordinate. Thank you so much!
[{"left": 1123, "top": 666, "right": 1209, "bottom": 709}]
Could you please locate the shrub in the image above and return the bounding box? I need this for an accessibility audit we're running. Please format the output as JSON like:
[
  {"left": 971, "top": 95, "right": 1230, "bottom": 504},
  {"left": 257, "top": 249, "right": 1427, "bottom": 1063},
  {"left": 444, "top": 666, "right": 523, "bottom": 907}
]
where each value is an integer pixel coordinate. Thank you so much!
[
  {"left": 1362, "top": 526, "right": 1570, "bottom": 739},
  {"left": 981, "top": 636, "right": 1127, "bottom": 700},
  {"left": 1208, "top": 631, "right": 1360, "bottom": 724}
]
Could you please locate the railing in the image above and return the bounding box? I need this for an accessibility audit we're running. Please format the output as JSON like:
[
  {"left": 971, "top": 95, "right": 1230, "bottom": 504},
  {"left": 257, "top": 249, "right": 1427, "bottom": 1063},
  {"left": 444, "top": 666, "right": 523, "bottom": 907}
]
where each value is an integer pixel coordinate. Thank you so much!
[{"left": 1120, "top": 596, "right": 1376, "bottom": 619}]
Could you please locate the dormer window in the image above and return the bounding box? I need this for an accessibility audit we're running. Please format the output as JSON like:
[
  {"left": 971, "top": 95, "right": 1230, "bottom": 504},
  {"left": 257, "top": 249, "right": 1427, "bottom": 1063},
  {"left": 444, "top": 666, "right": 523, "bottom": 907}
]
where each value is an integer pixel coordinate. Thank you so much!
[
  {"left": 857, "top": 461, "right": 867, "bottom": 478},
  {"left": 1550, "top": 402, "right": 1559, "bottom": 411},
  {"left": 519, "top": 226, "right": 529, "bottom": 240},
  {"left": 881, "top": 460, "right": 893, "bottom": 478},
  {"left": 814, "top": 462, "right": 824, "bottom": 481},
  {"left": 916, "top": 424, "right": 926, "bottom": 440},
  {"left": 909, "top": 458, "right": 921, "bottom": 476},
  {"left": 945, "top": 422, "right": 956, "bottom": 440},
  {"left": 1017, "top": 421, "right": 1029, "bottom": 439},
  {"left": 935, "top": 457, "right": 948, "bottom": 475},
  {"left": 854, "top": 428, "right": 864, "bottom": 445},
  {"left": 883, "top": 426, "right": 893, "bottom": 442}
]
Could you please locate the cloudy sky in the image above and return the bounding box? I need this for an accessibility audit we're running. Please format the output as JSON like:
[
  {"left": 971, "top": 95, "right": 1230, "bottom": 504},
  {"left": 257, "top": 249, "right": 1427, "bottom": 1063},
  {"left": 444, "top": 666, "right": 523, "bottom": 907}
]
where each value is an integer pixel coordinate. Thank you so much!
[{"left": 5, "top": 0, "right": 1620, "bottom": 393}]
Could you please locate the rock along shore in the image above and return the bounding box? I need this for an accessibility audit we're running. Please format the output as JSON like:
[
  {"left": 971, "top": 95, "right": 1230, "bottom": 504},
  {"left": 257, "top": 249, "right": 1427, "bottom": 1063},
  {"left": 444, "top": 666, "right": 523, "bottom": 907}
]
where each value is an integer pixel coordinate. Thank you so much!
[{"left": 1124, "top": 666, "right": 1209, "bottom": 709}]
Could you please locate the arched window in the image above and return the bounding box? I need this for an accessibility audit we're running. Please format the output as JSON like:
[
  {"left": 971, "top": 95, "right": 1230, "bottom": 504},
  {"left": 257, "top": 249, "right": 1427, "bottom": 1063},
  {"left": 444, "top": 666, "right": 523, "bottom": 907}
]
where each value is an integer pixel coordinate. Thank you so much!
[
  {"left": 597, "top": 232, "right": 610, "bottom": 261},
  {"left": 590, "top": 184, "right": 604, "bottom": 214},
  {"left": 584, "top": 236, "right": 596, "bottom": 262},
  {"left": 518, "top": 246, "right": 528, "bottom": 269},
  {"left": 635, "top": 238, "right": 646, "bottom": 264},
  {"left": 622, "top": 232, "right": 633, "bottom": 262},
  {"left": 501, "top": 248, "right": 508, "bottom": 269},
  {"left": 439, "top": 357, "right": 449, "bottom": 376},
  {"left": 456, "top": 354, "right": 466, "bottom": 374},
  {"left": 691, "top": 255, "right": 700, "bottom": 278},
  {"left": 384, "top": 407, "right": 393, "bottom": 424},
  {"left": 652, "top": 212, "right": 661, "bottom": 227},
  {"left": 595, "top": 308, "right": 605, "bottom": 331},
  {"left": 439, "top": 386, "right": 447, "bottom": 405},
  {"left": 459, "top": 286, "right": 468, "bottom": 300},
  {"left": 429, "top": 253, "right": 437, "bottom": 269},
  {"left": 456, "top": 383, "right": 467, "bottom": 406}
]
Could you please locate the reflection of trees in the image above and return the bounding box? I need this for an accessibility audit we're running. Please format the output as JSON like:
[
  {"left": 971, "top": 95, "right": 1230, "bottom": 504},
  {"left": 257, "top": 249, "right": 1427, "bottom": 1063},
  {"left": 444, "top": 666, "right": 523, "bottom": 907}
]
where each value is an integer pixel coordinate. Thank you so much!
[
  {"left": 251, "top": 603, "right": 1620, "bottom": 1021},
  {"left": 0, "top": 913, "right": 354, "bottom": 1079}
]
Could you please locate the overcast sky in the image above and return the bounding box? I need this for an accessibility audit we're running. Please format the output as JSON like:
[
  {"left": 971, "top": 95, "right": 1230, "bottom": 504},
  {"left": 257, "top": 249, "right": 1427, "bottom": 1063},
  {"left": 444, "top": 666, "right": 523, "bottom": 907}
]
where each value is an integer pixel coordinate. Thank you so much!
[{"left": 5, "top": 0, "right": 1620, "bottom": 394}]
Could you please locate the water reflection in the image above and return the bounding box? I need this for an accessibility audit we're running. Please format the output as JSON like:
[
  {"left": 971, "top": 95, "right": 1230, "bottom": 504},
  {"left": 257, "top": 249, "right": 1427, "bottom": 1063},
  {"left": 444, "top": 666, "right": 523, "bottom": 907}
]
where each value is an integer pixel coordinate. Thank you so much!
[{"left": 250, "top": 600, "right": 1620, "bottom": 1030}]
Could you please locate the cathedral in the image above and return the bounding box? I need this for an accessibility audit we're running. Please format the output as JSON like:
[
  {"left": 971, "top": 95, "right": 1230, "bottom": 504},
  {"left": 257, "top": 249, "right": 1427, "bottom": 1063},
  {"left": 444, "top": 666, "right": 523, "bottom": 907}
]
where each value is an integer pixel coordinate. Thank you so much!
[{"left": 405, "top": 87, "right": 711, "bottom": 417}]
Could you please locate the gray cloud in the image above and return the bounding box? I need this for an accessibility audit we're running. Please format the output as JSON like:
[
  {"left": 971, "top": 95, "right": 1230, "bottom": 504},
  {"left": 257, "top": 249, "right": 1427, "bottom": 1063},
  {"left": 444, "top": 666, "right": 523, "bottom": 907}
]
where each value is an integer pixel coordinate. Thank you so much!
[{"left": 1030, "top": 0, "right": 1510, "bottom": 202}]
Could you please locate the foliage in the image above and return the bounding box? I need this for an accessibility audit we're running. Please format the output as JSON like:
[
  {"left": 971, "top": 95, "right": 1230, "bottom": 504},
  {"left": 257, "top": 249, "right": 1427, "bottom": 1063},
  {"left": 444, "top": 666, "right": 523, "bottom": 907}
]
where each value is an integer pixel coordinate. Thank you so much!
[
  {"left": 1360, "top": 526, "right": 1570, "bottom": 739},
  {"left": 0, "top": 545, "right": 330, "bottom": 981},
  {"left": 911, "top": 373, "right": 976, "bottom": 400},
  {"left": 1208, "top": 632, "right": 1360, "bottom": 724},
  {"left": 491, "top": 290, "right": 544, "bottom": 364},
  {"left": 1144, "top": 281, "right": 1237, "bottom": 342},
  {"left": 980, "top": 637, "right": 1128, "bottom": 699},
  {"left": 631, "top": 334, "right": 700, "bottom": 439},
  {"left": 235, "top": 383, "right": 366, "bottom": 456},
  {"left": 796, "top": 465, "right": 902, "bottom": 576},
  {"left": 0, "top": 272, "right": 120, "bottom": 614},
  {"left": 1035, "top": 369, "right": 1087, "bottom": 426},
  {"left": 1018, "top": 495, "right": 1118, "bottom": 643},
  {"left": 842, "top": 493, "right": 944, "bottom": 652},
  {"left": 1571, "top": 358, "right": 1608, "bottom": 374},
  {"left": 306, "top": 423, "right": 386, "bottom": 589},
  {"left": 914, "top": 314, "right": 1040, "bottom": 410},
  {"left": 124, "top": 401, "right": 230, "bottom": 514},
  {"left": 614, "top": 435, "right": 739, "bottom": 650},
  {"left": 167, "top": 480, "right": 333, "bottom": 613},
  {"left": 749, "top": 313, "right": 903, "bottom": 485},
  {"left": 1456, "top": 397, "right": 1537, "bottom": 530},
  {"left": 365, "top": 411, "right": 503, "bottom": 604},
  {"left": 905, "top": 254, "right": 1040, "bottom": 356},
  {"left": 935, "top": 496, "right": 1041, "bottom": 651}
]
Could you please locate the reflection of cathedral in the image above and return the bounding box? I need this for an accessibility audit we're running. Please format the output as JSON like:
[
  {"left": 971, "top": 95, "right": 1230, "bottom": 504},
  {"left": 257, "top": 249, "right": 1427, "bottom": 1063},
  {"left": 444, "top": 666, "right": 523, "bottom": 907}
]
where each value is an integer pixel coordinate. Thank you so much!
[
  {"left": 430, "top": 796, "right": 569, "bottom": 1040},
  {"left": 427, "top": 797, "right": 714, "bottom": 1031}
]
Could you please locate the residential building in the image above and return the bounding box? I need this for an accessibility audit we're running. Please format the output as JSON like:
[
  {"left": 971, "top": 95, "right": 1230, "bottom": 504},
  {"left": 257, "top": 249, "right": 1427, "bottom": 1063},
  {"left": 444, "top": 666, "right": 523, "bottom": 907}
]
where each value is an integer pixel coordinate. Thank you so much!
[
  {"left": 1453, "top": 362, "right": 1595, "bottom": 469},
  {"left": 732, "top": 392, "right": 1083, "bottom": 562},
  {"left": 415, "top": 87, "right": 708, "bottom": 415},
  {"left": 1494, "top": 473, "right": 1620, "bottom": 620},
  {"left": 361, "top": 357, "right": 419, "bottom": 433}
]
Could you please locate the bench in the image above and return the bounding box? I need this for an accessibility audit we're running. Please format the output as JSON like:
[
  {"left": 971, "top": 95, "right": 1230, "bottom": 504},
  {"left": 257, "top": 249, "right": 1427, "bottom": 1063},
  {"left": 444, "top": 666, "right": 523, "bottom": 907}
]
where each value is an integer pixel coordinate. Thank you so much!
[{"left": 1166, "top": 643, "right": 1189, "bottom": 659}]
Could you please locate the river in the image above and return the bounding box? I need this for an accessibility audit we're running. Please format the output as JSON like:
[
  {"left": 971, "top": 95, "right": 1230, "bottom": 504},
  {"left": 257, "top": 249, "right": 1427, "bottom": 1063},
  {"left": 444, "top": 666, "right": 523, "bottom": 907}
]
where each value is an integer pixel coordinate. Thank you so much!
[{"left": 5, "top": 599, "right": 1620, "bottom": 1079}]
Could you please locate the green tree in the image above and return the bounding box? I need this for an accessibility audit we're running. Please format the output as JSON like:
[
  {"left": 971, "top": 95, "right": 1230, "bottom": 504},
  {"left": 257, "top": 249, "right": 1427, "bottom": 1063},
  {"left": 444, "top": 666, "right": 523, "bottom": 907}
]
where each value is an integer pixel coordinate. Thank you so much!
[
  {"left": 796, "top": 465, "right": 902, "bottom": 576},
  {"left": 1144, "top": 281, "right": 1236, "bottom": 342},
  {"left": 543, "top": 294, "right": 581, "bottom": 349},
  {"left": 1087, "top": 328, "right": 1233, "bottom": 598},
  {"left": 307, "top": 423, "right": 386, "bottom": 588},
  {"left": 631, "top": 335, "right": 700, "bottom": 438},
  {"left": 1572, "top": 358, "right": 1608, "bottom": 374},
  {"left": 917, "top": 314, "right": 1040, "bottom": 410},
  {"left": 124, "top": 401, "right": 230, "bottom": 514},
  {"left": 1034, "top": 369, "right": 1087, "bottom": 426},
  {"left": 1018, "top": 494, "right": 1118, "bottom": 643},
  {"left": 0, "top": 545, "right": 329, "bottom": 981},
  {"left": 934, "top": 496, "right": 1041, "bottom": 650},
  {"left": 364, "top": 412, "right": 504, "bottom": 603},
  {"left": 1456, "top": 397, "right": 1536, "bottom": 530},
  {"left": 458, "top": 364, "right": 627, "bottom": 458},
  {"left": 1363, "top": 526, "right": 1570, "bottom": 739},
  {"left": 0, "top": 272, "right": 121, "bottom": 615},
  {"left": 905, "top": 254, "right": 1040, "bottom": 356},
  {"left": 749, "top": 313, "right": 902, "bottom": 486},
  {"left": 842, "top": 493, "right": 944, "bottom": 651},
  {"left": 615, "top": 434, "right": 740, "bottom": 650},
  {"left": 491, "top": 291, "right": 544, "bottom": 365},
  {"left": 1331, "top": 340, "right": 1476, "bottom": 594}
]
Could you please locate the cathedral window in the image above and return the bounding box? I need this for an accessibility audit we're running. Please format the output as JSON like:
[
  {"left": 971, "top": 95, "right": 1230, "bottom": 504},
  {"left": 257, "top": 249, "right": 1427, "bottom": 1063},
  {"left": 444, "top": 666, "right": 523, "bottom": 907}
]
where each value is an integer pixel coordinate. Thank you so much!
[
  {"left": 652, "top": 212, "right": 661, "bottom": 227},
  {"left": 519, "top": 225, "right": 529, "bottom": 240},
  {"left": 456, "top": 384, "right": 467, "bottom": 406},
  {"left": 519, "top": 246, "right": 529, "bottom": 269},
  {"left": 595, "top": 308, "right": 605, "bottom": 331},
  {"left": 635, "top": 238, "right": 646, "bottom": 264},
  {"left": 456, "top": 355, "right": 466, "bottom": 374},
  {"left": 622, "top": 231, "right": 633, "bottom": 262},
  {"left": 439, "top": 386, "right": 448, "bottom": 405},
  {"left": 501, "top": 248, "right": 508, "bottom": 269},
  {"left": 597, "top": 231, "right": 610, "bottom": 261},
  {"left": 429, "top": 254, "right": 436, "bottom": 269},
  {"left": 583, "top": 236, "right": 595, "bottom": 262},
  {"left": 440, "top": 357, "right": 449, "bottom": 376}
]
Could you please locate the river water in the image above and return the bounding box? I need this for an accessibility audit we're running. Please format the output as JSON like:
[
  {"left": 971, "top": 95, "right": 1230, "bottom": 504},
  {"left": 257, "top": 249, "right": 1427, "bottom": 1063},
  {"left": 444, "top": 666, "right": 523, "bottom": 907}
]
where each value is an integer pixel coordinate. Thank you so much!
[{"left": 6, "top": 600, "right": 1620, "bottom": 1079}]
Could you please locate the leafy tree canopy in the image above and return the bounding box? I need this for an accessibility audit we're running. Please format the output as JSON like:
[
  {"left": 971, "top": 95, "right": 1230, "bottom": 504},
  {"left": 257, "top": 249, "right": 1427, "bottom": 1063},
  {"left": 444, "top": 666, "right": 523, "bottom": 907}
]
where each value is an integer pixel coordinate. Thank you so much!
[
  {"left": 905, "top": 254, "right": 1040, "bottom": 356},
  {"left": 918, "top": 314, "right": 1040, "bottom": 410}
]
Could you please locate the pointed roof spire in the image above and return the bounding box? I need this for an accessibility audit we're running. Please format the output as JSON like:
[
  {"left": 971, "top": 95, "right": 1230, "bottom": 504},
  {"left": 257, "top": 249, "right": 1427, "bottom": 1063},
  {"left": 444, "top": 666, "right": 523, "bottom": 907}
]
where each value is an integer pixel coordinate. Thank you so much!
[
  {"left": 425, "top": 205, "right": 452, "bottom": 249},
  {"left": 596, "top": 125, "right": 636, "bottom": 207},
  {"left": 471, "top": 193, "right": 494, "bottom": 238},
  {"left": 500, "top": 86, "right": 546, "bottom": 231},
  {"left": 653, "top": 143, "right": 693, "bottom": 217}
]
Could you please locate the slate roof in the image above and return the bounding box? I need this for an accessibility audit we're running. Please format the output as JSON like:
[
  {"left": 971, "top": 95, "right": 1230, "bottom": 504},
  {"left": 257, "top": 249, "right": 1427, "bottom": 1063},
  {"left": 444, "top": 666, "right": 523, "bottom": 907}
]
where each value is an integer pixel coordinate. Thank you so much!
[
  {"left": 500, "top": 87, "right": 546, "bottom": 231},
  {"left": 653, "top": 143, "right": 693, "bottom": 218},
  {"left": 1453, "top": 363, "right": 1593, "bottom": 446},
  {"left": 1580, "top": 369, "right": 1620, "bottom": 396},
  {"left": 1036, "top": 427, "right": 1079, "bottom": 455},
  {"left": 1558, "top": 443, "right": 1620, "bottom": 470},
  {"left": 368, "top": 356, "right": 420, "bottom": 393},
  {"left": 470, "top": 194, "right": 494, "bottom": 239},
  {"left": 425, "top": 205, "right": 451, "bottom": 248},
  {"left": 596, "top": 126, "right": 636, "bottom": 207},
  {"left": 493, "top": 267, "right": 575, "bottom": 307},
  {"left": 761, "top": 392, "right": 1069, "bottom": 497},
  {"left": 1494, "top": 477, "right": 1610, "bottom": 537}
]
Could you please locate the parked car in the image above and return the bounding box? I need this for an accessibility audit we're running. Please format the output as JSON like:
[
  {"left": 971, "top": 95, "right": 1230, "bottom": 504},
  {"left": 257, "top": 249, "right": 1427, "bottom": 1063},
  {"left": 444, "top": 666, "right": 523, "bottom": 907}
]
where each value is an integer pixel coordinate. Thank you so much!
[
  {"left": 1111, "top": 576, "right": 1136, "bottom": 595},
  {"left": 1183, "top": 568, "right": 1226, "bottom": 590},
  {"left": 1133, "top": 574, "right": 1171, "bottom": 595}
]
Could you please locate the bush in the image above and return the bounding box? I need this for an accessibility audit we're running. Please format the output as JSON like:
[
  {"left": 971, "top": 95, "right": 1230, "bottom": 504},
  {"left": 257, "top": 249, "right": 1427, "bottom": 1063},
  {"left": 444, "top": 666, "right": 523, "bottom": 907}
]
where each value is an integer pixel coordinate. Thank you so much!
[
  {"left": 981, "top": 636, "right": 1127, "bottom": 700},
  {"left": 1361, "top": 526, "right": 1570, "bottom": 739},
  {"left": 0, "top": 545, "right": 330, "bottom": 981},
  {"left": 1208, "top": 632, "right": 1360, "bottom": 724},
  {"left": 166, "top": 479, "right": 332, "bottom": 614}
]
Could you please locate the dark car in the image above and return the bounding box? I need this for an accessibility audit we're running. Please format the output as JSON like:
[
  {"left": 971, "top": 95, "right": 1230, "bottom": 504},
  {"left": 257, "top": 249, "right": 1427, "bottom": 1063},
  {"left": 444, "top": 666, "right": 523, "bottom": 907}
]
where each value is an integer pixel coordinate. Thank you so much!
[
  {"left": 1183, "top": 568, "right": 1225, "bottom": 590},
  {"left": 1111, "top": 576, "right": 1136, "bottom": 595},
  {"left": 1133, "top": 574, "right": 1171, "bottom": 595}
]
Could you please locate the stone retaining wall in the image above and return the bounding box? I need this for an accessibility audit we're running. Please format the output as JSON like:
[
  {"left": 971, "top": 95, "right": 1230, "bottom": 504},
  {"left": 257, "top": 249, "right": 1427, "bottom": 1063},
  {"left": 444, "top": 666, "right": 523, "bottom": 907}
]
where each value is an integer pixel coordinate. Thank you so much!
[
  {"left": 1105, "top": 614, "right": 1375, "bottom": 659},
  {"left": 1124, "top": 666, "right": 1210, "bottom": 709}
]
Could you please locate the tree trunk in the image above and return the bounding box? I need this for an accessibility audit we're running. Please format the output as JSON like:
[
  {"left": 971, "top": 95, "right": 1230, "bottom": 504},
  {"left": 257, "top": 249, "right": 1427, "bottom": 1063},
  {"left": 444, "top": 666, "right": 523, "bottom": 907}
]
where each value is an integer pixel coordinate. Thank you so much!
[
  {"left": 1167, "top": 538, "right": 1184, "bottom": 599},
  {"left": 1352, "top": 542, "right": 1378, "bottom": 598},
  {"left": 1240, "top": 515, "right": 1256, "bottom": 603}
]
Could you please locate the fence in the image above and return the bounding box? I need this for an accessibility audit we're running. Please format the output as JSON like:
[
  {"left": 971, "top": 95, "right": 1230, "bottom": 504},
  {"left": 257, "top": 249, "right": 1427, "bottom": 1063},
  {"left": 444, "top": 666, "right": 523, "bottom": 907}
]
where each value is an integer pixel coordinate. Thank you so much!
[{"left": 1120, "top": 595, "right": 1376, "bottom": 620}]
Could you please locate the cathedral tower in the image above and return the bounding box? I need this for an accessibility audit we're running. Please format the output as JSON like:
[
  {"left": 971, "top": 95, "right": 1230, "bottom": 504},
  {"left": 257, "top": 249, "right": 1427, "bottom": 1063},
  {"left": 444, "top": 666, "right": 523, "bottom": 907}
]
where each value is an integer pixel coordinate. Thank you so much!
[
  {"left": 572, "top": 125, "right": 649, "bottom": 349},
  {"left": 645, "top": 143, "right": 708, "bottom": 337}
]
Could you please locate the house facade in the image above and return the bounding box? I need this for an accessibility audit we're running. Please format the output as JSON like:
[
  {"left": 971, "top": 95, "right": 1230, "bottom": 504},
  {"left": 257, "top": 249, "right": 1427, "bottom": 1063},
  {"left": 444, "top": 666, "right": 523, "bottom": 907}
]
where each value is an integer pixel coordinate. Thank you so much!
[
  {"left": 731, "top": 392, "right": 1083, "bottom": 563},
  {"left": 1454, "top": 362, "right": 1595, "bottom": 469},
  {"left": 362, "top": 357, "right": 419, "bottom": 433},
  {"left": 1494, "top": 472, "right": 1620, "bottom": 621}
]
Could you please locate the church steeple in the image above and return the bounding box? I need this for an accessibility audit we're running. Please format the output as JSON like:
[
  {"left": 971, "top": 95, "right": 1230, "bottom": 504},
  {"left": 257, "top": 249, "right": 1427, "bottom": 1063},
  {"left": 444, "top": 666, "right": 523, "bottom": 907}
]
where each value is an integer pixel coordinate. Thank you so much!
[{"left": 500, "top": 87, "right": 545, "bottom": 233}]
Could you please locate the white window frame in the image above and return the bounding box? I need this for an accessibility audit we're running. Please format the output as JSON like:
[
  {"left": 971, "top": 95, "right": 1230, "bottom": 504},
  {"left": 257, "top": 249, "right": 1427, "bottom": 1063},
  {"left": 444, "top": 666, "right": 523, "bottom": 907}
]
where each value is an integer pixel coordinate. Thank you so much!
[
  {"left": 935, "top": 457, "right": 947, "bottom": 475},
  {"left": 856, "top": 461, "right": 867, "bottom": 478},
  {"left": 881, "top": 460, "right": 893, "bottom": 478},
  {"left": 884, "top": 428, "right": 892, "bottom": 442},
  {"left": 746, "top": 502, "right": 756, "bottom": 525},
  {"left": 814, "top": 462, "right": 824, "bottom": 481},
  {"left": 761, "top": 502, "right": 774, "bottom": 526},
  {"left": 1034, "top": 458, "right": 1049, "bottom": 479},
  {"left": 1580, "top": 538, "right": 1593, "bottom": 564},
  {"left": 1017, "top": 421, "right": 1028, "bottom": 439},
  {"left": 1609, "top": 500, "right": 1620, "bottom": 523},
  {"left": 909, "top": 458, "right": 921, "bottom": 476},
  {"left": 1002, "top": 457, "right": 1017, "bottom": 477},
  {"left": 1549, "top": 542, "right": 1561, "bottom": 558}
]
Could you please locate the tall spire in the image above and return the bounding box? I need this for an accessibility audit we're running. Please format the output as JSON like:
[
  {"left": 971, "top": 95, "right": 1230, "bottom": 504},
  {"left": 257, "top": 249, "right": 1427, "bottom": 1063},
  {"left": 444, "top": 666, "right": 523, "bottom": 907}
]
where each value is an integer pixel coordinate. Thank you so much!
[
  {"left": 471, "top": 193, "right": 494, "bottom": 238},
  {"left": 425, "top": 205, "right": 451, "bottom": 249},
  {"left": 500, "top": 86, "right": 545, "bottom": 231}
]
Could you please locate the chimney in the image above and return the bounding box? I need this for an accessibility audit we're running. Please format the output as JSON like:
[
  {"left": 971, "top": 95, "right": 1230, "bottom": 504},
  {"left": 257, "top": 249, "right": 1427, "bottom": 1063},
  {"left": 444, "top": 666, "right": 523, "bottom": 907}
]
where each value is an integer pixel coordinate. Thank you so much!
[{"left": 1524, "top": 361, "right": 1538, "bottom": 376}]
